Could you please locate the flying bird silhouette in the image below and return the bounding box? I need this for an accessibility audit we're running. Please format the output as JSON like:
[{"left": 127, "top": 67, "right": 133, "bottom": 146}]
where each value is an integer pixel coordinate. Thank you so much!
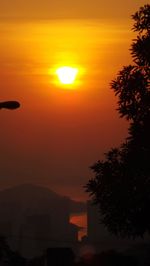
[{"left": 0, "top": 101, "right": 20, "bottom": 110}]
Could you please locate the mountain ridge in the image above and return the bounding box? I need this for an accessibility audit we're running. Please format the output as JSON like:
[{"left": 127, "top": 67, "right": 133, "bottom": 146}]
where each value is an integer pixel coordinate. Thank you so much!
[{"left": 0, "top": 183, "right": 86, "bottom": 214}]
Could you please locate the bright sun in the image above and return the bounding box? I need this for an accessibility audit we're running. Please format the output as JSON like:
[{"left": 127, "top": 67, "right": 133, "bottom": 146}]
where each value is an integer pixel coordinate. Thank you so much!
[{"left": 56, "top": 66, "right": 78, "bottom": 85}]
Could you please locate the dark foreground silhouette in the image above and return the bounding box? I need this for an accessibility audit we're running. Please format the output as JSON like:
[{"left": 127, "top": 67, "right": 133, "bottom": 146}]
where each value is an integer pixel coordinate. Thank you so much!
[
  {"left": 86, "top": 4, "right": 150, "bottom": 239},
  {"left": 2, "top": 236, "right": 150, "bottom": 266}
]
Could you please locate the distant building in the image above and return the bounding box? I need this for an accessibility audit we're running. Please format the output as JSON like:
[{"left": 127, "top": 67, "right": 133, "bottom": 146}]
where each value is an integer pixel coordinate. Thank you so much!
[
  {"left": 0, "top": 184, "right": 82, "bottom": 258},
  {"left": 15, "top": 211, "right": 79, "bottom": 257}
]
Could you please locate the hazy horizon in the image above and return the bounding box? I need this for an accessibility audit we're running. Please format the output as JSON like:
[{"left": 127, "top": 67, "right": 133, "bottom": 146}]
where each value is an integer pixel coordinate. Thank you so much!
[
  {"left": 0, "top": 17, "right": 132, "bottom": 201},
  {"left": 0, "top": 2, "right": 147, "bottom": 199},
  {"left": 0, "top": 2, "right": 149, "bottom": 262}
]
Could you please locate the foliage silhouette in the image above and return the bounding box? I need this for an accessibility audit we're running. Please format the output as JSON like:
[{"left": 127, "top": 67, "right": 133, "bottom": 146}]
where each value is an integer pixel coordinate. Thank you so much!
[{"left": 86, "top": 4, "right": 150, "bottom": 238}]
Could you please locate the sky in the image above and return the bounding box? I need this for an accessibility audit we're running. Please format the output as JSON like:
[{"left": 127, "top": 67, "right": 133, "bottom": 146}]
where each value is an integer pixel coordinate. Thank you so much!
[
  {"left": 0, "top": 1, "right": 147, "bottom": 201},
  {"left": 0, "top": 0, "right": 147, "bottom": 20}
]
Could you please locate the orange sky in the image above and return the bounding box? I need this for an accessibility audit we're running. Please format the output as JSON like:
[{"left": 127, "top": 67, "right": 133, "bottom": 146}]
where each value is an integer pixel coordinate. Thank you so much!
[
  {"left": 0, "top": 1, "right": 146, "bottom": 20},
  {"left": 0, "top": 2, "right": 147, "bottom": 201}
]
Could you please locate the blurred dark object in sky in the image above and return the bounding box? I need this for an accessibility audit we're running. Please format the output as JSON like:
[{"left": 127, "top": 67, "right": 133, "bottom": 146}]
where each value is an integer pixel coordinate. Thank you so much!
[{"left": 0, "top": 101, "right": 20, "bottom": 110}]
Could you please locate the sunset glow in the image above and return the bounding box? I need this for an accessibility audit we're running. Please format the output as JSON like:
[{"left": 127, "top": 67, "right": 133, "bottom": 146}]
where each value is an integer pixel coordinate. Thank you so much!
[
  {"left": 56, "top": 66, "right": 78, "bottom": 85},
  {"left": 0, "top": 19, "right": 131, "bottom": 201},
  {"left": 0, "top": 0, "right": 144, "bottom": 246},
  {"left": 70, "top": 213, "right": 87, "bottom": 240}
]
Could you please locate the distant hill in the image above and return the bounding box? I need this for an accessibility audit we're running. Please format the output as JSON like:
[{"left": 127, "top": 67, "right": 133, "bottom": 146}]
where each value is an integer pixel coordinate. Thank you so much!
[
  {"left": 0, "top": 184, "right": 86, "bottom": 257},
  {"left": 0, "top": 184, "right": 86, "bottom": 220}
]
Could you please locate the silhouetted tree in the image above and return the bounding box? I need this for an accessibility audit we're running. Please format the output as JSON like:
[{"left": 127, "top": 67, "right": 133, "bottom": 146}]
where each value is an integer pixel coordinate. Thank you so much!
[{"left": 86, "top": 4, "right": 150, "bottom": 238}]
